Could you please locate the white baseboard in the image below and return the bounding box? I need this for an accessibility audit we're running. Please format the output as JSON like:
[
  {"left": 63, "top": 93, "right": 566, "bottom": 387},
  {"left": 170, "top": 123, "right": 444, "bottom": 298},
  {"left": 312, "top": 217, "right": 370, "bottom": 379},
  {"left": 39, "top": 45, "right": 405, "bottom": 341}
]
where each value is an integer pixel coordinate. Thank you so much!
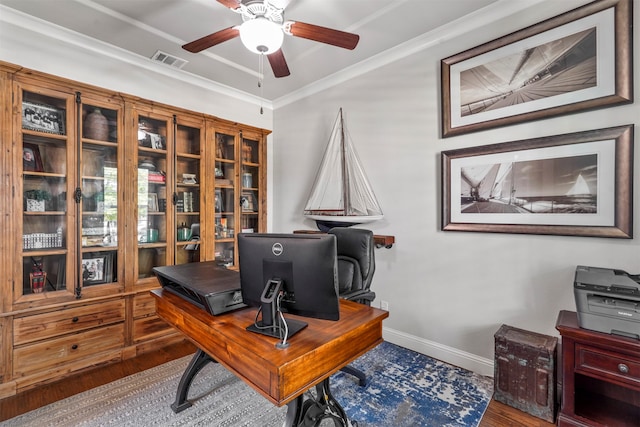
[{"left": 382, "top": 327, "right": 495, "bottom": 378}]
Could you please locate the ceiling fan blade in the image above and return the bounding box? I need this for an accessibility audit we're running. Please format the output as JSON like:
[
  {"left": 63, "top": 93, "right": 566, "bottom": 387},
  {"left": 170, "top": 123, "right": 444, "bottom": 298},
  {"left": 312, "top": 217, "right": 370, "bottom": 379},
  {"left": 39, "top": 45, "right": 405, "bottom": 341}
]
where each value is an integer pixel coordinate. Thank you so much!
[
  {"left": 287, "top": 21, "right": 359, "bottom": 50},
  {"left": 182, "top": 26, "right": 240, "bottom": 53},
  {"left": 216, "top": 0, "right": 243, "bottom": 10},
  {"left": 267, "top": 49, "right": 290, "bottom": 78}
]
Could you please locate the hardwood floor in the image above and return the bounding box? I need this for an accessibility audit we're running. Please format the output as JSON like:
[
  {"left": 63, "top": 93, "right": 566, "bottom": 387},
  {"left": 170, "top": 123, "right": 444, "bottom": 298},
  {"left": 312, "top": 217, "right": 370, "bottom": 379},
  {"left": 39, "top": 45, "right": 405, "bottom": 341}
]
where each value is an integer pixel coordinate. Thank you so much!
[{"left": 0, "top": 341, "right": 556, "bottom": 426}]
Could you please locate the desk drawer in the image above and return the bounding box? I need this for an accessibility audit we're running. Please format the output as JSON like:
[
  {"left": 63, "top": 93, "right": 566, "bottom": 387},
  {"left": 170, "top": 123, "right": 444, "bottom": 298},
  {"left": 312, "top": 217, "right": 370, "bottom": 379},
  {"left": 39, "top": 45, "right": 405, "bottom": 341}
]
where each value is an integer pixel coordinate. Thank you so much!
[
  {"left": 13, "top": 323, "right": 124, "bottom": 378},
  {"left": 133, "top": 315, "right": 173, "bottom": 343},
  {"left": 576, "top": 343, "right": 640, "bottom": 389},
  {"left": 14, "top": 300, "right": 125, "bottom": 345}
]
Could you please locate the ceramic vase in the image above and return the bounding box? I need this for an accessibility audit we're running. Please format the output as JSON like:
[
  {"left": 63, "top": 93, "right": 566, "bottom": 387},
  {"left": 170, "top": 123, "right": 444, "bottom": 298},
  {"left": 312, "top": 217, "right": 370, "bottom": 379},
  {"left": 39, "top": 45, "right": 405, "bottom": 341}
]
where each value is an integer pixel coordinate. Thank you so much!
[{"left": 84, "top": 108, "right": 109, "bottom": 140}]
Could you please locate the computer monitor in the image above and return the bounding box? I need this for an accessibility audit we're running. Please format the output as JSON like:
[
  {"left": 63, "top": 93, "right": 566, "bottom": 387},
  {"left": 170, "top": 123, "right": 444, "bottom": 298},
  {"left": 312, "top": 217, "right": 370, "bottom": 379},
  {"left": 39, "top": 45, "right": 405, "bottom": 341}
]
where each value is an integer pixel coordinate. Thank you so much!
[{"left": 237, "top": 233, "right": 340, "bottom": 342}]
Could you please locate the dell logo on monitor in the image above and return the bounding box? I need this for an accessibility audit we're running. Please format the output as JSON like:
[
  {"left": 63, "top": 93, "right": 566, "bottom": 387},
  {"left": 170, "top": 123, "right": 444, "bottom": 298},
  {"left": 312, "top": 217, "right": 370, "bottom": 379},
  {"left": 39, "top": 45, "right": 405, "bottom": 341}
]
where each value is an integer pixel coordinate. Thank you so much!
[{"left": 272, "top": 242, "right": 283, "bottom": 256}]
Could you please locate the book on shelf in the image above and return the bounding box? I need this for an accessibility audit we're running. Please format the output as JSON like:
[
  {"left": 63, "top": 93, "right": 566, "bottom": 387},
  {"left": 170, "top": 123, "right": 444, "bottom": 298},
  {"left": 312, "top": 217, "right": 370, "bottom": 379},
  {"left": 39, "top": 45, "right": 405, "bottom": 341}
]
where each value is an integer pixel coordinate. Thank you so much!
[
  {"left": 148, "top": 171, "right": 166, "bottom": 183},
  {"left": 176, "top": 191, "right": 198, "bottom": 212}
]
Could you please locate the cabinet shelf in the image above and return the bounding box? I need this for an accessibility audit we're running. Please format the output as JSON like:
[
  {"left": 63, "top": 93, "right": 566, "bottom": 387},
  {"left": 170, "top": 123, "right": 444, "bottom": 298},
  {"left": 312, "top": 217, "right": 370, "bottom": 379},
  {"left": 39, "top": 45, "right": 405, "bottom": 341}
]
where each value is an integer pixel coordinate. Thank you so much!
[
  {"left": 138, "top": 242, "right": 166, "bottom": 249},
  {"left": 177, "top": 152, "right": 200, "bottom": 160},
  {"left": 138, "top": 146, "right": 167, "bottom": 156},
  {"left": 81, "top": 245, "right": 117, "bottom": 253},
  {"left": 24, "top": 171, "right": 66, "bottom": 179},
  {"left": 24, "top": 210, "right": 65, "bottom": 216},
  {"left": 82, "top": 139, "right": 117, "bottom": 148},
  {"left": 22, "top": 129, "right": 68, "bottom": 141},
  {"left": 22, "top": 248, "right": 67, "bottom": 256}
]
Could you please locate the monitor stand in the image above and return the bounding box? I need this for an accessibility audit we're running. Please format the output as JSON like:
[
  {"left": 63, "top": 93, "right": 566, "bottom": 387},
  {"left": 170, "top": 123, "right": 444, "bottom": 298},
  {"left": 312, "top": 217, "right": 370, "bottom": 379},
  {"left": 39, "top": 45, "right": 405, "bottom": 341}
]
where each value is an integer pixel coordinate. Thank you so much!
[
  {"left": 246, "top": 278, "right": 307, "bottom": 340},
  {"left": 246, "top": 316, "right": 307, "bottom": 339}
]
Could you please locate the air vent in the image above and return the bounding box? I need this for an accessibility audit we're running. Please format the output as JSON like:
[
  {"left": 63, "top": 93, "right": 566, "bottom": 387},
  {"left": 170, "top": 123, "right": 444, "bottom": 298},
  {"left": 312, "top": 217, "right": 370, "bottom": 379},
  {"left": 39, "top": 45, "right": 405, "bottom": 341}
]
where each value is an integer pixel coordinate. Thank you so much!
[{"left": 151, "top": 50, "right": 188, "bottom": 69}]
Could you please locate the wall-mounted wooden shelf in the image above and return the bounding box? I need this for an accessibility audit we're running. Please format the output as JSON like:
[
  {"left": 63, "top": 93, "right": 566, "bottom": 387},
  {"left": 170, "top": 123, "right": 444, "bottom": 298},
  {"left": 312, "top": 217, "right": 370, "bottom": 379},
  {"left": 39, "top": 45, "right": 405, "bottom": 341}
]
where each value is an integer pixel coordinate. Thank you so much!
[{"left": 293, "top": 230, "right": 395, "bottom": 249}]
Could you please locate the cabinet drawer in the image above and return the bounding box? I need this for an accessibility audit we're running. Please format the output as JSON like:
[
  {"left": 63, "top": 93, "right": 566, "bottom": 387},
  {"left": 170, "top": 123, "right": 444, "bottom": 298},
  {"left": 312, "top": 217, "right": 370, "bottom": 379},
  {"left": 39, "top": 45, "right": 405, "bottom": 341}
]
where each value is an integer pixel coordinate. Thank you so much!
[
  {"left": 14, "top": 300, "right": 125, "bottom": 345},
  {"left": 133, "top": 292, "right": 158, "bottom": 318},
  {"left": 13, "top": 323, "right": 124, "bottom": 378},
  {"left": 576, "top": 343, "right": 640, "bottom": 388}
]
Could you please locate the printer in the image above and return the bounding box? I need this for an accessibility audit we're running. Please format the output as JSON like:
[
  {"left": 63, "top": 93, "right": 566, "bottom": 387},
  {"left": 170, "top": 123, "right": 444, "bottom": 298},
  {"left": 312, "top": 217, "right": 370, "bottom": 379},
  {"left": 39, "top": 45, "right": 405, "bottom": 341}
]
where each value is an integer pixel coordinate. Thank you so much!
[{"left": 574, "top": 265, "right": 640, "bottom": 339}]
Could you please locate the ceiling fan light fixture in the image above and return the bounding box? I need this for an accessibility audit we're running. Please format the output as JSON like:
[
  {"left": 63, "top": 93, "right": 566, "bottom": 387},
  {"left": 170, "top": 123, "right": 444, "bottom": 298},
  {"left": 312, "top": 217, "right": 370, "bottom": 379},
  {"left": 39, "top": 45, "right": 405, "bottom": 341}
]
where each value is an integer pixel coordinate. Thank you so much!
[{"left": 239, "top": 17, "right": 283, "bottom": 54}]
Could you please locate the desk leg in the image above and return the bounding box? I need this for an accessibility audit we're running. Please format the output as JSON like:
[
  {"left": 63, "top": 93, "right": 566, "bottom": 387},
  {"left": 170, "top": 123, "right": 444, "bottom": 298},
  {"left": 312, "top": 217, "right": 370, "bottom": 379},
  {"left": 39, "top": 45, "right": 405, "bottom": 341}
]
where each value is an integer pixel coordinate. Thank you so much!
[
  {"left": 170, "top": 349, "right": 216, "bottom": 413},
  {"left": 287, "top": 378, "right": 350, "bottom": 427},
  {"left": 284, "top": 395, "right": 304, "bottom": 426}
]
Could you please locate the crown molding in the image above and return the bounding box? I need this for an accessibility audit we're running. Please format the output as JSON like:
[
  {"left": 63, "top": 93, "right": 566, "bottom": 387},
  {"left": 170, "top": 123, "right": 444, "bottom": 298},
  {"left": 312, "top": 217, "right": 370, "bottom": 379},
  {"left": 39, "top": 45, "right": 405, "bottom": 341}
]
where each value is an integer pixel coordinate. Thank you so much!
[{"left": 272, "top": 0, "right": 547, "bottom": 109}]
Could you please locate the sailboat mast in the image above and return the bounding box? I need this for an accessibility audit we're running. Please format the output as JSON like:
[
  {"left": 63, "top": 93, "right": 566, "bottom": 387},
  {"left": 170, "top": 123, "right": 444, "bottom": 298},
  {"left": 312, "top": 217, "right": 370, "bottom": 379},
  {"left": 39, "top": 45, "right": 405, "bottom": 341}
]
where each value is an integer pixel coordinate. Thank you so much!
[{"left": 340, "top": 108, "right": 349, "bottom": 216}]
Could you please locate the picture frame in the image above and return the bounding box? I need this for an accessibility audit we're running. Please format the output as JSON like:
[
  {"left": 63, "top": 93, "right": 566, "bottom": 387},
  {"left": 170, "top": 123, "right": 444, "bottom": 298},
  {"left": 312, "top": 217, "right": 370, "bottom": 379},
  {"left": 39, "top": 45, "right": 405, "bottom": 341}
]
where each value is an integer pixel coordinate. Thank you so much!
[
  {"left": 441, "top": 125, "right": 633, "bottom": 238},
  {"left": 23, "top": 142, "right": 44, "bottom": 172},
  {"left": 240, "top": 191, "right": 257, "bottom": 212},
  {"left": 22, "top": 101, "right": 66, "bottom": 135},
  {"left": 81, "top": 252, "right": 113, "bottom": 285},
  {"left": 148, "top": 193, "right": 159, "bottom": 212},
  {"left": 215, "top": 189, "right": 224, "bottom": 213},
  {"left": 441, "top": 0, "right": 632, "bottom": 137}
]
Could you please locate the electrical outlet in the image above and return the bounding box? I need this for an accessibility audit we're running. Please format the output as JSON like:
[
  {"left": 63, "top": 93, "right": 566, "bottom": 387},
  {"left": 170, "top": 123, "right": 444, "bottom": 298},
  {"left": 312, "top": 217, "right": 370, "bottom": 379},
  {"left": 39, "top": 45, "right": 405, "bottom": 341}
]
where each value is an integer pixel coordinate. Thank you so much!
[{"left": 380, "top": 300, "right": 389, "bottom": 311}]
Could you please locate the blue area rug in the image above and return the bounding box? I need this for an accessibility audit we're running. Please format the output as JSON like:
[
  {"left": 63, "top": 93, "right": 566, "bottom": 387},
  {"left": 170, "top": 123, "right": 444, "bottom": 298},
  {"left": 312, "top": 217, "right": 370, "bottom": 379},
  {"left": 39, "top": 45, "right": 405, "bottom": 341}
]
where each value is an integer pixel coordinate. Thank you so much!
[
  {"left": 1, "top": 341, "right": 493, "bottom": 427},
  {"left": 330, "top": 342, "right": 493, "bottom": 426}
]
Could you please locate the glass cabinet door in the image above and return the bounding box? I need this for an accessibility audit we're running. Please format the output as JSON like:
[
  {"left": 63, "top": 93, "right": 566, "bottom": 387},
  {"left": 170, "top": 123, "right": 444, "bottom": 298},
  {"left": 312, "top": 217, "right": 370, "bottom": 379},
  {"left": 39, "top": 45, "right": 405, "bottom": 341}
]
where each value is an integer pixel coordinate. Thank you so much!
[
  {"left": 175, "top": 121, "right": 203, "bottom": 265},
  {"left": 18, "top": 87, "right": 74, "bottom": 299},
  {"left": 214, "top": 130, "right": 236, "bottom": 268},
  {"left": 240, "top": 132, "right": 261, "bottom": 239},
  {"left": 136, "top": 114, "right": 170, "bottom": 281},
  {"left": 80, "top": 101, "right": 121, "bottom": 290}
]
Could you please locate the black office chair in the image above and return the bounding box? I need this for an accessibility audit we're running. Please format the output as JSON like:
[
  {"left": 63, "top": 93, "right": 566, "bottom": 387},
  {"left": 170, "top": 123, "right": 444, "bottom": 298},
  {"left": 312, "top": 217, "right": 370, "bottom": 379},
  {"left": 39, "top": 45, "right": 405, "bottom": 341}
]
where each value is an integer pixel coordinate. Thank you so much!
[{"left": 328, "top": 227, "right": 376, "bottom": 386}]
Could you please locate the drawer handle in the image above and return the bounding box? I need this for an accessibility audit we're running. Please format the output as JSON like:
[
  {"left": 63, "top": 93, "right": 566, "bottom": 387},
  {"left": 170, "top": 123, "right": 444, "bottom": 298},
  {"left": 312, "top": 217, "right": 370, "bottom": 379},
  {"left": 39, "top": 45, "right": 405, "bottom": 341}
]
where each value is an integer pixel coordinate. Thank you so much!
[
  {"left": 71, "top": 344, "right": 78, "bottom": 350},
  {"left": 618, "top": 363, "right": 629, "bottom": 374},
  {"left": 72, "top": 317, "right": 79, "bottom": 323}
]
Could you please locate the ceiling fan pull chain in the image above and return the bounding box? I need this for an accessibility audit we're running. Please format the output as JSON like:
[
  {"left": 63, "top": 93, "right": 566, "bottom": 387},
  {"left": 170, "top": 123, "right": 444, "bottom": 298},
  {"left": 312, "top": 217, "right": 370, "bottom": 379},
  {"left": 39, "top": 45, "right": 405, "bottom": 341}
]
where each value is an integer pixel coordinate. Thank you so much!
[{"left": 259, "top": 52, "right": 264, "bottom": 114}]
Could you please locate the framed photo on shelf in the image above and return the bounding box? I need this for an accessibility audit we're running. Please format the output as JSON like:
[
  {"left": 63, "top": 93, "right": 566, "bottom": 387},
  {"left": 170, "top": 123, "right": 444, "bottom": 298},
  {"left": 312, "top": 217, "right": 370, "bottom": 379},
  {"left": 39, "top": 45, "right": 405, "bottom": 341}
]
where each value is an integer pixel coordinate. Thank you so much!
[
  {"left": 441, "top": 125, "right": 633, "bottom": 238},
  {"left": 441, "top": 0, "right": 632, "bottom": 137},
  {"left": 148, "top": 193, "right": 159, "bottom": 212},
  {"left": 23, "top": 142, "right": 44, "bottom": 172},
  {"left": 22, "top": 101, "right": 66, "bottom": 135},
  {"left": 215, "top": 189, "right": 224, "bottom": 213},
  {"left": 81, "top": 252, "right": 113, "bottom": 285},
  {"left": 240, "top": 192, "right": 257, "bottom": 212}
]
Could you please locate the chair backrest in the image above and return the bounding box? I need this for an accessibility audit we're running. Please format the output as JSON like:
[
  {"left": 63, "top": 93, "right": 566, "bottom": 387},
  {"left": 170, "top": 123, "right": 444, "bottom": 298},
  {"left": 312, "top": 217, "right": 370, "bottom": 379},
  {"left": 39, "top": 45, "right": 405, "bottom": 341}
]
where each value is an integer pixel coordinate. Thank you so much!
[{"left": 328, "top": 227, "right": 376, "bottom": 295}]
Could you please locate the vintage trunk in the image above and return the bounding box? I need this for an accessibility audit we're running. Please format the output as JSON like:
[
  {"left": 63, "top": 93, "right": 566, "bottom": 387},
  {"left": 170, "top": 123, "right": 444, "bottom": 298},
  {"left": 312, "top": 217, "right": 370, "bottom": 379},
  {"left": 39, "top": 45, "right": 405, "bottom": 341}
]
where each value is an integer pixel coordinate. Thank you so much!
[{"left": 494, "top": 324, "right": 558, "bottom": 423}]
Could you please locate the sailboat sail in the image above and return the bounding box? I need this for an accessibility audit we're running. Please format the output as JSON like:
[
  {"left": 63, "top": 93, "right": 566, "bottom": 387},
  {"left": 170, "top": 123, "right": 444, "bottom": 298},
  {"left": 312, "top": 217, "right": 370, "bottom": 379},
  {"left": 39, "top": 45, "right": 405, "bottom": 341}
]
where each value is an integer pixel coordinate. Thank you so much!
[{"left": 304, "top": 108, "right": 383, "bottom": 228}]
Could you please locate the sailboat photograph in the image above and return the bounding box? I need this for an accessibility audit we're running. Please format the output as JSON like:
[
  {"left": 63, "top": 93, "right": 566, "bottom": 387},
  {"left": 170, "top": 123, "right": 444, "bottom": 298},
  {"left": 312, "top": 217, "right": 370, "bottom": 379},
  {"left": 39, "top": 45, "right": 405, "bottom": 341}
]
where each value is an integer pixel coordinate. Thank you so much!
[
  {"left": 304, "top": 108, "right": 383, "bottom": 231},
  {"left": 460, "top": 153, "right": 598, "bottom": 215}
]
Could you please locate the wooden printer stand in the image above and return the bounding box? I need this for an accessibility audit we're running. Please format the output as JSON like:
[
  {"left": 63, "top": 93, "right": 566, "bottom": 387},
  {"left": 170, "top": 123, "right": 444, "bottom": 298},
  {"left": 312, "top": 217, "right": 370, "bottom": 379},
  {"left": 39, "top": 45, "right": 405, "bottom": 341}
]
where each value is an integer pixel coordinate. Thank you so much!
[{"left": 556, "top": 310, "right": 640, "bottom": 426}]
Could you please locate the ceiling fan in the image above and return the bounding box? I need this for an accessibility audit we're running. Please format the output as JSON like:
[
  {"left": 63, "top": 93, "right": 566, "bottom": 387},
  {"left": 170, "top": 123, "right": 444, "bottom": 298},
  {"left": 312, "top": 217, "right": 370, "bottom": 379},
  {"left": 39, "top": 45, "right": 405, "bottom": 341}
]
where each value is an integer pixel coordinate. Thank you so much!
[{"left": 182, "top": 0, "right": 360, "bottom": 78}]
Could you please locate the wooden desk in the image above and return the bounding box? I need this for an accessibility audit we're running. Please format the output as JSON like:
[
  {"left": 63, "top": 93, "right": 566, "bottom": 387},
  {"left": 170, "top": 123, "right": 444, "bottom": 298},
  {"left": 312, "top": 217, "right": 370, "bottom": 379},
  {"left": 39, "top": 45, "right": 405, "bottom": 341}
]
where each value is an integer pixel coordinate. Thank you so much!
[
  {"left": 152, "top": 289, "right": 388, "bottom": 425},
  {"left": 556, "top": 310, "right": 640, "bottom": 426}
]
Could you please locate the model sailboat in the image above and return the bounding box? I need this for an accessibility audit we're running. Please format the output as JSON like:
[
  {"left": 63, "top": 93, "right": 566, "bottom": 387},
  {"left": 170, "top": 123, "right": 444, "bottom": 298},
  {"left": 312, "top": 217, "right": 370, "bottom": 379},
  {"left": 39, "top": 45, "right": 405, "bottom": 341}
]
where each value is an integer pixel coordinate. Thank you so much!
[{"left": 304, "top": 108, "right": 383, "bottom": 231}]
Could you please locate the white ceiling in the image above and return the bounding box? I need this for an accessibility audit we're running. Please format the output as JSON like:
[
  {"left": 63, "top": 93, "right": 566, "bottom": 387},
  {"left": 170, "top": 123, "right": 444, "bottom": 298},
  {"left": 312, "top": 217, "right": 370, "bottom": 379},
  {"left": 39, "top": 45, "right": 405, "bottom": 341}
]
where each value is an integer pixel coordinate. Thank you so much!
[{"left": 0, "top": 0, "right": 500, "bottom": 101}]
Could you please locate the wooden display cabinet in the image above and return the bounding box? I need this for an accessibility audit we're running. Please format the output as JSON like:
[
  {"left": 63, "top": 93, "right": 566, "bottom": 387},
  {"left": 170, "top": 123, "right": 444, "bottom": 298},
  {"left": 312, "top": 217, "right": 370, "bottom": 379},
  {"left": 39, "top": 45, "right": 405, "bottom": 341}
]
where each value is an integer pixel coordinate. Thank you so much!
[
  {"left": 0, "top": 62, "right": 269, "bottom": 398},
  {"left": 211, "top": 126, "right": 266, "bottom": 269}
]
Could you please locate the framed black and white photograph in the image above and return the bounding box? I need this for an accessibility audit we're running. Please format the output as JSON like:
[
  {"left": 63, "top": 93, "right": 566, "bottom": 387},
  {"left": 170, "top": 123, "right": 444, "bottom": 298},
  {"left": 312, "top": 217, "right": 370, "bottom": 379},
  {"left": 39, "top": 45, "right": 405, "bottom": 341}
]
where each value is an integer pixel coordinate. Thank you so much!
[
  {"left": 22, "top": 101, "right": 66, "bottom": 135},
  {"left": 441, "top": 0, "right": 632, "bottom": 137},
  {"left": 148, "top": 193, "right": 159, "bottom": 212},
  {"left": 23, "top": 142, "right": 44, "bottom": 172},
  {"left": 240, "top": 191, "right": 257, "bottom": 212},
  {"left": 82, "top": 252, "right": 113, "bottom": 285},
  {"left": 215, "top": 189, "right": 224, "bottom": 213},
  {"left": 441, "top": 125, "right": 633, "bottom": 238}
]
